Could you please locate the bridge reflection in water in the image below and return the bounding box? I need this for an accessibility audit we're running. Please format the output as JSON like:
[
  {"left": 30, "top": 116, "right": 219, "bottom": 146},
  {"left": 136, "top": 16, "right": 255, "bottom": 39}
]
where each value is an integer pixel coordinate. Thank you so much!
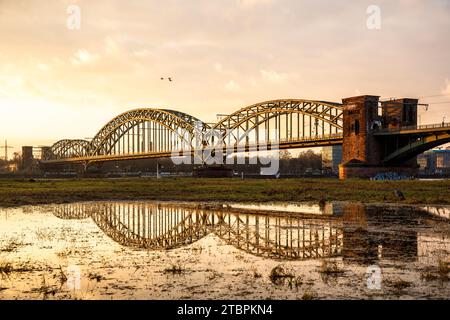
[
  {"left": 51, "top": 201, "right": 450, "bottom": 265},
  {"left": 52, "top": 202, "right": 343, "bottom": 260}
]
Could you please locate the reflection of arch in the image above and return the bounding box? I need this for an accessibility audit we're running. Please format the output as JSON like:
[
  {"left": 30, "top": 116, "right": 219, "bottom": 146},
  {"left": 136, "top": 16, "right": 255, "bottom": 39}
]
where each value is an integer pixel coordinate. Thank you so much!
[
  {"left": 51, "top": 203, "right": 92, "bottom": 220},
  {"left": 45, "top": 139, "right": 90, "bottom": 160},
  {"left": 90, "top": 203, "right": 216, "bottom": 249},
  {"left": 52, "top": 202, "right": 344, "bottom": 260}
]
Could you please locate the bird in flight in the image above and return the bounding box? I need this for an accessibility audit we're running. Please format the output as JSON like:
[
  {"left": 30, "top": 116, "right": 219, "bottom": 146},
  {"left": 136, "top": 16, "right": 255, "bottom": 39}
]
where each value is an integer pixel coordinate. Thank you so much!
[{"left": 161, "top": 77, "right": 173, "bottom": 82}]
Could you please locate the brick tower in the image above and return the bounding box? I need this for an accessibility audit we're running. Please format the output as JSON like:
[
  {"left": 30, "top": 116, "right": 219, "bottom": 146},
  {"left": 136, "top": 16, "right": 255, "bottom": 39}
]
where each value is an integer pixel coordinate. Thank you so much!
[{"left": 338, "top": 95, "right": 418, "bottom": 179}]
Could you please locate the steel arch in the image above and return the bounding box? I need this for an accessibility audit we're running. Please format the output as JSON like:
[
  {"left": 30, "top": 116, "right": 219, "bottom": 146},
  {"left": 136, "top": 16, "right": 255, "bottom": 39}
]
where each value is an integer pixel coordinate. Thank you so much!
[
  {"left": 88, "top": 108, "right": 208, "bottom": 157},
  {"left": 209, "top": 99, "right": 343, "bottom": 147},
  {"left": 45, "top": 139, "right": 90, "bottom": 160},
  {"left": 214, "top": 99, "right": 343, "bottom": 131},
  {"left": 42, "top": 100, "right": 345, "bottom": 163}
]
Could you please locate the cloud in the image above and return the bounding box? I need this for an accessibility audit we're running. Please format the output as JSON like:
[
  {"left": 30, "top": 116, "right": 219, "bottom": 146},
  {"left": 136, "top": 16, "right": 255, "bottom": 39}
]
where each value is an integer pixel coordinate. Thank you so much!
[
  {"left": 214, "top": 63, "right": 223, "bottom": 73},
  {"left": 260, "top": 69, "right": 291, "bottom": 83},
  {"left": 133, "top": 49, "right": 151, "bottom": 57},
  {"left": 37, "top": 63, "right": 49, "bottom": 71},
  {"left": 224, "top": 80, "right": 241, "bottom": 92},
  {"left": 104, "top": 37, "right": 120, "bottom": 55},
  {"left": 1, "top": 0, "right": 450, "bottom": 149},
  {"left": 237, "top": 0, "right": 273, "bottom": 8},
  {"left": 71, "top": 49, "right": 99, "bottom": 65},
  {"left": 442, "top": 79, "right": 450, "bottom": 96}
]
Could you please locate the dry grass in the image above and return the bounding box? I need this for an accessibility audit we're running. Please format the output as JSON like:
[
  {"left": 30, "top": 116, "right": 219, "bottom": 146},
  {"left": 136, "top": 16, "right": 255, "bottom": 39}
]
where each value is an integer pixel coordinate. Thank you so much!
[
  {"left": 35, "top": 228, "right": 56, "bottom": 241},
  {"left": 389, "top": 278, "right": 412, "bottom": 290},
  {"left": 55, "top": 266, "right": 68, "bottom": 285},
  {"left": 421, "top": 259, "right": 449, "bottom": 281},
  {"left": 88, "top": 272, "right": 105, "bottom": 282},
  {"left": 438, "top": 259, "right": 449, "bottom": 276},
  {"left": 301, "top": 289, "right": 318, "bottom": 300},
  {"left": 319, "top": 260, "right": 345, "bottom": 275},
  {"left": 269, "top": 265, "right": 302, "bottom": 289},
  {"left": 1, "top": 177, "right": 450, "bottom": 207},
  {"left": 163, "top": 263, "right": 185, "bottom": 275},
  {"left": 1, "top": 237, "right": 26, "bottom": 253},
  {"left": 31, "top": 276, "right": 58, "bottom": 299},
  {"left": 0, "top": 261, "right": 13, "bottom": 276}
]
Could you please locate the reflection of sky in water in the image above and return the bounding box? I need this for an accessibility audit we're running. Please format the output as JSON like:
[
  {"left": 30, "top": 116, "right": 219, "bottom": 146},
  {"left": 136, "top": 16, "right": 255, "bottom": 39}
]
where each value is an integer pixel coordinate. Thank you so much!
[
  {"left": 420, "top": 206, "right": 450, "bottom": 220},
  {"left": 0, "top": 202, "right": 448, "bottom": 300},
  {"left": 228, "top": 202, "right": 330, "bottom": 215}
]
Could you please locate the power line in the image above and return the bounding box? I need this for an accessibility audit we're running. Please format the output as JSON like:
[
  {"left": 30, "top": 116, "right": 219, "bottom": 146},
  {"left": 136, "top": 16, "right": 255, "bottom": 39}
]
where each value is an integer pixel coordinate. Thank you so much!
[{"left": 0, "top": 140, "right": 14, "bottom": 161}]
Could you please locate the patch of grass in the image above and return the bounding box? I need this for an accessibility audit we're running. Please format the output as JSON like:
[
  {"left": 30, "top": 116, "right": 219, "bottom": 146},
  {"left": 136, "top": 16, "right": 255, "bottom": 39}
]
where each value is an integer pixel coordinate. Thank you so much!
[
  {"left": 269, "top": 265, "right": 295, "bottom": 285},
  {"left": 88, "top": 272, "right": 105, "bottom": 282},
  {"left": 438, "top": 259, "right": 449, "bottom": 277},
  {"left": 1, "top": 237, "right": 26, "bottom": 253},
  {"left": 0, "top": 259, "right": 47, "bottom": 277},
  {"left": 389, "top": 278, "right": 412, "bottom": 290},
  {"left": 421, "top": 259, "right": 449, "bottom": 282},
  {"left": 206, "top": 269, "right": 220, "bottom": 281},
  {"left": 35, "top": 228, "right": 56, "bottom": 241},
  {"left": 56, "top": 248, "right": 73, "bottom": 259},
  {"left": 0, "top": 261, "right": 13, "bottom": 276},
  {"left": 1, "top": 177, "right": 450, "bottom": 207},
  {"left": 163, "top": 263, "right": 185, "bottom": 275},
  {"left": 319, "top": 260, "right": 344, "bottom": 275},
  {"left": 55, "top": 266, "right": 68, "bottom": 285},
  {"left": 301, "top": 289, "right": 318, "bottom": 300},
  {"left": 31, "top": 276, "right": 58, "bottom": 299},
  {"left": 249, "top": 265, "right": 262, "bottom": 279}
]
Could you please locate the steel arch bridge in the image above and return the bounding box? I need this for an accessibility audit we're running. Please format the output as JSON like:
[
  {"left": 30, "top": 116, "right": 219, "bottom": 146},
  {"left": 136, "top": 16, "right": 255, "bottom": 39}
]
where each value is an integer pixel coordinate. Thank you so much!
[
  {"left": 40, "top": 97, "right": 450, "bottom": 169},
  {"left": 42, "top": 99, "right": 345, "bottom": 165},
  {"left": 52, "top": 202, "right": 344, "bottom": 261}
]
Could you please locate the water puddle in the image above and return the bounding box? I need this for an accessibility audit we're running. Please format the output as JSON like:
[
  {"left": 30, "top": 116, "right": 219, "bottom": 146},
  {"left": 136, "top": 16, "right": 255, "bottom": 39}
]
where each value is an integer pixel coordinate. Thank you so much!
[{"left": 0, "top": 201, "right": 448, "bottom": 299}]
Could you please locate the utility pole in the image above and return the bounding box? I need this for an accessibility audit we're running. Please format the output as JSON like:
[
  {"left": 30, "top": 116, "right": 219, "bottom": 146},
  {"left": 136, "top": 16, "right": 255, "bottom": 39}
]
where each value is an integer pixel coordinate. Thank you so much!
[{"left": 0, "top": 140, "right": 14, "bottom": 161}]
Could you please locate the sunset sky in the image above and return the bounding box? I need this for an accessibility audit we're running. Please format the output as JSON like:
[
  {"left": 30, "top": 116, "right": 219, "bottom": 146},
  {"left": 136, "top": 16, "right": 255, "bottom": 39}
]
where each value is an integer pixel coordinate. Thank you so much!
[{"left": 1, "top": 0, "right": 449, "bottom": 157}]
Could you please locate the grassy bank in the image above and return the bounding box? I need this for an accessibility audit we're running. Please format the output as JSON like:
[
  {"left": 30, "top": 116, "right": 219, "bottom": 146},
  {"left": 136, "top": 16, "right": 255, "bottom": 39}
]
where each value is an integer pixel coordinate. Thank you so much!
[{"left": 1, "top": 177, "right": 450, "bottom": 208}]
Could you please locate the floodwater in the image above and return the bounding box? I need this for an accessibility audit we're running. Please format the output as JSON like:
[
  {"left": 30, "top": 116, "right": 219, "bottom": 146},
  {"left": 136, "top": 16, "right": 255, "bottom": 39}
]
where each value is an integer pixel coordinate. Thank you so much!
[{"left": 0, "top": 201, "right": 449, "bottom": 300}]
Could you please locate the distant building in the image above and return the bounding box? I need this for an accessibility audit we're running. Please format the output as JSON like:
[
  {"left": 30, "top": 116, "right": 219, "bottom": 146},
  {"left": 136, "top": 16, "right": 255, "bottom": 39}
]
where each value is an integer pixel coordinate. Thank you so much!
[
  {"left": 417, "top": 148, "right": 450, "bottom": 174},
  {"left": 322, "top": 145, "right": 342, "bottom": 174}
]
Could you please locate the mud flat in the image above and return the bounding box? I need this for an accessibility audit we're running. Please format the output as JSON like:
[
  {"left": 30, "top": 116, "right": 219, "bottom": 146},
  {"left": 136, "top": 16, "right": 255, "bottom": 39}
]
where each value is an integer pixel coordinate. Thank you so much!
[{"left": 0, "top": 201, "right": 448, "bottom": 300}]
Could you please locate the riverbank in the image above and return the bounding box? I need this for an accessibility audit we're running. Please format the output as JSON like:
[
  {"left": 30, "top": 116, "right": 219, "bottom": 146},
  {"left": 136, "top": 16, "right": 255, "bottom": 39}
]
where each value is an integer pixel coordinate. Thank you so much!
[{"left": 1, "top": 177, "right": 450, "bottom": 207}]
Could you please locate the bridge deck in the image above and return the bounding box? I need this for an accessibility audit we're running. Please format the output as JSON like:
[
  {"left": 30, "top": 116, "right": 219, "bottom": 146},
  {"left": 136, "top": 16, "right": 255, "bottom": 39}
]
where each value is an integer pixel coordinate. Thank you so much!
[
  {"left": 374, "top": 122, "right": 450, "bottom": 136},
  {"left": 41, "top": 133, "right": 344, "bottom": 164}
]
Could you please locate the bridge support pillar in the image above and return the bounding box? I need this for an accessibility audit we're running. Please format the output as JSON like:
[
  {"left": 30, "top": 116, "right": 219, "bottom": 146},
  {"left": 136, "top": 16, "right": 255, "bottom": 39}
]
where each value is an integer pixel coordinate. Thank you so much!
[{"left": 339, "top": 95, "right": 418, "bottom": 179}]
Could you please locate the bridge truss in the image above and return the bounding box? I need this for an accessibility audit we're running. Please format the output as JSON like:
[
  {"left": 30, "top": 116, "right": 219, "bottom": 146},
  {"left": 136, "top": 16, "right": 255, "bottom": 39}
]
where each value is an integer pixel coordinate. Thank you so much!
[{"left": 42, "top": 99, "right": 344, "bottom": 165}]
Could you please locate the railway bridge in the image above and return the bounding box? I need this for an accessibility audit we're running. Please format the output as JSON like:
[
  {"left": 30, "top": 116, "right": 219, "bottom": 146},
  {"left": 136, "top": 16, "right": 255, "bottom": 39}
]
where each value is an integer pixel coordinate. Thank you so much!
[{"left": 36, "top": 95, "right": 450, "bottom": 179}]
